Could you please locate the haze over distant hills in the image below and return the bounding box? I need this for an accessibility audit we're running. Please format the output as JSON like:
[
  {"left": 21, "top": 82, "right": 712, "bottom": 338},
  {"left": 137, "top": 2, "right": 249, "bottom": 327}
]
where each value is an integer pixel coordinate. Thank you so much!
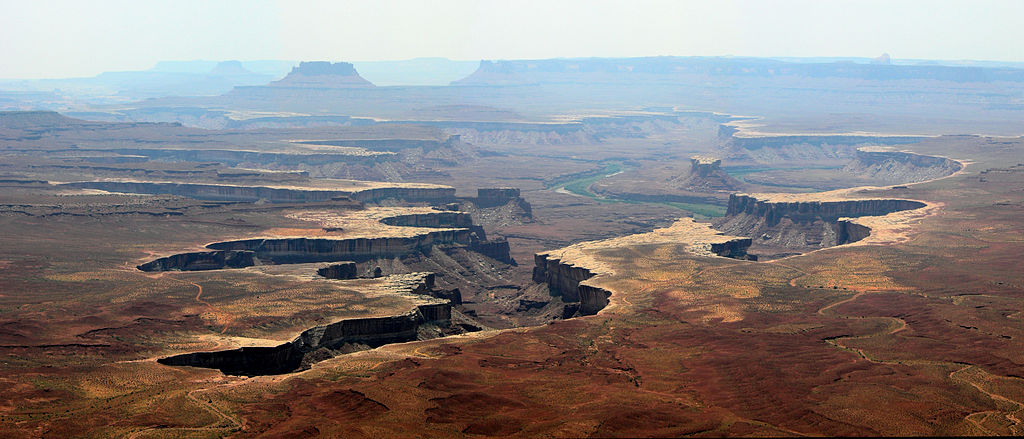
[{"left": 4, "top": 55, "right": 1024, "bottom": 135}]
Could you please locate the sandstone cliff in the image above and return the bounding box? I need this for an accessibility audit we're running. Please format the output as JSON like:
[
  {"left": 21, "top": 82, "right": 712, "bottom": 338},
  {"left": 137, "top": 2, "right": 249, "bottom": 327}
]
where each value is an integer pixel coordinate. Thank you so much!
[
  {"left": 716, "top": 193, "right": 927, "bottom": 257},
  {"left": 317, "top": 262, "right": 357, "bottom": 279},
  {"left": 206, "top": 229, "right": 475, "bottom": 264},
  {"left": 843, "top": 149, "right": 963, "bottom": 184},
  {"left": 158, "top": 274, "right": 460, "bottom": 376},
  {"left": 137, "top": 250, "right": 255, "bottom": 272}
]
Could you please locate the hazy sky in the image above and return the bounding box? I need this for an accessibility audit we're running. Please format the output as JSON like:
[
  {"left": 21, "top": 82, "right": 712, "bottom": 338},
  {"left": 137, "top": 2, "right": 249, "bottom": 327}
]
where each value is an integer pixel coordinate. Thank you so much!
[{"left": 1, "top": 0, "right": 1022, "bottom": 78}]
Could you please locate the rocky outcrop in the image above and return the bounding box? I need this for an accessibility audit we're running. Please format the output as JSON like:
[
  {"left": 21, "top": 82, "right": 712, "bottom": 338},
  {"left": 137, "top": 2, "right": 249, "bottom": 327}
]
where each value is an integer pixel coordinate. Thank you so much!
[
  {"left": 832, "top": 219, "right": 872, "bottom": 245},
  {"left": 269, "top": 61, "right": 376, "bottom": 88},
  {"left": 140, "top": 208, "right": 513, "bottom": 271},
  {"left": 61, "top": 180, "right": 455, "bottom": 204},
  {"left": 379, "top": 212, "right": 474, "bottom": 228},
  {"left": 710, "top": 238, "right": 756, "bottom": 260},
  {"left": 666, "top": 156, "right": 746, "bottom": 193},
  {"left": 716, "top": 193, "right": 928, "bottom": 256},
  {"left": 843, "top": 149, "right": 963, "bottom": 184},
  {"left": 137, "top": 250, "right": 255, "bottom": 272},
  {"left": 531, "top": 254, "right": 610, "bottom": 317},
  {"left": 158, "top": 274, "right": 463, "bottom": 376},
  {"left": 469, "top": 239, "right": 515, "bottom": 265},
  {"left": 690, "top": 156, "right": 722, "bottom": 177},
  {"left": 317, "top": 262, "right": 357, "bottom": 279},
  {"left": 346, "top": 187, "right": 456, "bottom": 203},
  {"left": 206, "top": 230, "right": 474, "bottom": 264},
  {"left": 473, "top": 188, "right": 520, "bottom": 207},
  {"left": 62, "top": 181, "right": 351, "bottom": 203},
  {"left": 725, "top": 194, "right": 926, "bottom": 223},
  {"left": 158, "top": 303, "right": 449, "bottom": 376}
]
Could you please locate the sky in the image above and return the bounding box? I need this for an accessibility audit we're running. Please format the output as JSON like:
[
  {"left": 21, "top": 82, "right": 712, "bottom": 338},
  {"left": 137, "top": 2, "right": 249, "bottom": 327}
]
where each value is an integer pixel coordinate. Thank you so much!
[{"left": 1, "top": 0, "right": 1023, "bottom": 79}]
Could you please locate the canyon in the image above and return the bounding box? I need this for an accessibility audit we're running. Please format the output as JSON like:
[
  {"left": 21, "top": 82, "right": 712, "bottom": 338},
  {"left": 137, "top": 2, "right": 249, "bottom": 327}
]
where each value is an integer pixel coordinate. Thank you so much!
[{"left": 1, "top": 54, "right": 1022, "bottom": 437}]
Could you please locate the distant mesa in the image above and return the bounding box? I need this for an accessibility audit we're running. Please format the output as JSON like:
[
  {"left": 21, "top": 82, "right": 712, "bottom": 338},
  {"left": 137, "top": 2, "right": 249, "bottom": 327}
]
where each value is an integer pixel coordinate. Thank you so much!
[
  {"left": 871, "top": 53, "right": 892, "bottom": 65},
  {"left": 270, "top": 61, "right": 376, "bottom": 88},
  {"left": 208, "top": 60, "right": 255, "bottom": 76},
  {"left": 450, "top": 60, "right": 533, "bottom": 86}
]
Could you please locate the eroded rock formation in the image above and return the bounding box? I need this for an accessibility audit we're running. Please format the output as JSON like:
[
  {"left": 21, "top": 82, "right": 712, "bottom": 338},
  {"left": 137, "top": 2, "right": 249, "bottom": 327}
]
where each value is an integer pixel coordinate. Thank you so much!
[
  {"left": 844, "top": 149, "right": 963, "bottom": 184},
  {"left": 715, "top": 193, "right": 927, "bottom": 257},
  {"left": 531, "top": 254, "right": 611, "bottom": 317},
  {"left": 139, "top": 210, "right": 513, "bottom": 271},
  {"left": 206, "top": 230, "right": 475, "bottom": 264},
  {"left": 317, "top": 262, "right": 357, "bottom": 279},
  {"left": 137, "top": 250, "right": 255, "bottom": 272},
  {"left": 158, "top": 274, "right": 464, "bottom": 376},
  {"left": 61, "top": 181, "right": 455, "bottom": 204}
]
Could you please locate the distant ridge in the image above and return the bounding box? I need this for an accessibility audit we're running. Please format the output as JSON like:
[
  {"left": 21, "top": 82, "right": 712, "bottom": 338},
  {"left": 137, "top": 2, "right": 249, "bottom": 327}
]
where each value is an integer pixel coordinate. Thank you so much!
[
  {"left": 269, "top": 61, "right": 376, "bottom": 88},
  {"left": 0, "top": 111, "right": 84, "bottom": 129},
  {"left": 451, "top": 56, "right": 1024, "bottom": 86}
]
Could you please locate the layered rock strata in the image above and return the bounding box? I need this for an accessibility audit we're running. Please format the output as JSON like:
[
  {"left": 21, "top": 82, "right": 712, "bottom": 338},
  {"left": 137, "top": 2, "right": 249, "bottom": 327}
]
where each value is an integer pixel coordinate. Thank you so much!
[
  {"left": 140, "top": 210, "right": 513, "bottom": 271},
  {"left": 61, "top": 181, "right": 455, "bottom": 204},
  {"left": 533, "top": 218, "right": 754, "bottom": 317},
  {"left": 844, "top": 148, "right": 963, "bottom": 184},
  {"left": 158, "top": 273, "right": 463, "bottom": 376},
  {"left": 159, "top": 301, "right": 452, "bottom": 375},
  {"left": 206, "top": 230, "right": 474, "bottom": 264},
  {"left": 716, "top": 193, "right": 928, "bottom": 255},
  {"left": 137, "top": 250, "right": 255, "bottom": 272},
  {"left": 316, "top": 262, "right": 357, "bottom": 279}
]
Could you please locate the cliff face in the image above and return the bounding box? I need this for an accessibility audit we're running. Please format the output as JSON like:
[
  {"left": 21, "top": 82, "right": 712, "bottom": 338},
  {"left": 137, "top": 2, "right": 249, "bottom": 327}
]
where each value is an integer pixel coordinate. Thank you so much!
[
  {"left": 269, "top": 61, "right": 376, "bottom": 88},
  {"left": 317, "top": 262, "right": 357, "bottom": 279},
  {"left": 379, "top": 212, "right": 474, "bottom": 228},
  {"left": 206, "top": 229, "right": 474, "bottom": 264},
  {"left": 158, "top": 303, "right": 447, "bottom": 376},
  {"left": 532, "top": 254, "right": 594, "bottom": 303},
  {"left": 717, "top": 193, "right": 927, "bottom": 257},
  {"left": 347, "top": 187, "right": 456, "bottom": 203},
  {"left": 470, "top": 239, "right": 515, "bottom": 265},
  {"left": 725, "top": 194, "right": 926, "bottom": 224},
  {"left": 531, "top": 254, "right": 610, "bottom": 317},
  {"left": 474, "top": 188, "right": 521, "bottom": 207},
  {"left": 844, "top": 149, "right": 963, "bottom": 184},
  {"left": 158, "top": 274, "right": 459, "bottom": 376},
  {"left": 137, "top": 250, "right": 255, "bottom": 272}
]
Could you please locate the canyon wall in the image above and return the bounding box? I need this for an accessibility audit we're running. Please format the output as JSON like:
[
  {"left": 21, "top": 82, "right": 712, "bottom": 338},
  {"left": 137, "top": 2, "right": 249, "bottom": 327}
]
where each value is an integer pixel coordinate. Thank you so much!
[
  {"left": 158, "top": 303, "right": 448, "bottom": 376},
  {"left": 62, "top": 181, "right": 350, "bottom": 203},
  {"left": 531, "top": 253, "right": 611, "bottom": 317},
  {"left": 158, "top": 275, "right": 457, "bottom": 376},
  {"left": 206, "top": 229, "right": 474, "bottom": 264},
  {"left": 832, "top": 219, "right": 873, "bottom": 245},
  {"left": 137, "top": 250, "right": 255, "bottom": 272},
  {"left": 346, "top": 187, "right": 456, "bottom": 203},
  {"left": 725, "top": 194, "right": 926, "bottom": 224},
  {"left": 61, "top": 180, "right": 456, "bottom": 204},
  {"left": 379, "top": 212, "right": 474, "bottom": 228},
  {"left": 717, "top": 193, "right": 928, "bottom": 256},
  {"left": 844, "top": 149, "right": 963, "bottom": 184}
]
